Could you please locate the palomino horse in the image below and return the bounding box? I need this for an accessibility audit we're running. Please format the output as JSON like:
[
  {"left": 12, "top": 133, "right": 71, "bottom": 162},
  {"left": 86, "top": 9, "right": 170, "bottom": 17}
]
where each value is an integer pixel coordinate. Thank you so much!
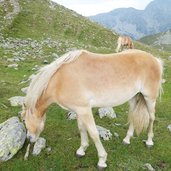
[
  {"left": 116, "top": 36, "right": 134, "bottom": 52},
  {"left": 22, "top": 49, "right": 163, "bottom": 169}
]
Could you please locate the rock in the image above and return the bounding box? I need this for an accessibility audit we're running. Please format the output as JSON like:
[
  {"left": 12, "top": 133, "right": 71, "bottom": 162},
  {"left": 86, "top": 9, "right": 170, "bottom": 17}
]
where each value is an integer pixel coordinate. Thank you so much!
[
  {"left": 162, "top": 79, "right": 166, "bottom": 83},
  {"left": 7, "top": 63, "right": 18, "bottom": 68},
  {"left": 21, "top": 87, "right": 28, "bottom": 94},
  {"left": 167, "top": 124, "right": 171, "bottom": 132},
  {"left": 0, "top": 117, "right": 26, "bottom": 162},
  {"left": 52, "top": 53, "right": 59, "bottom": 58},
  {"left": 43, "top": 60, "right": 48, "bottom": 64},
  {"left": 32, "top": 137, "right": 46, "bottom": 156},
  {"left": 96, "top": 125, "right": 112, "bottom": 141},
  {"left": 67, "top": 111, "right": 77, "bottom": 120},
  {"left": 144, "top": 163, "right": 155, "bottom": 171},
  {"left": 113, "top": 132, "right": 119, "bottom": 138},
  {"left": 8, "top": 96, "right": 25, "bottom": 106},
  {"left": 98, "top": 107, "right": 116, "bottom": 119},
  {"left": 32, "top": 65, "right": 39, "bottom": 71},
  {"left": 113, "top": 123, "right": 121, "bottom": 126},
  {"left": 168, "top": 56, "right": 171, "bottom": 60},
  {"left": 45, "top": 146, "right": 52, "bottom": 155}
]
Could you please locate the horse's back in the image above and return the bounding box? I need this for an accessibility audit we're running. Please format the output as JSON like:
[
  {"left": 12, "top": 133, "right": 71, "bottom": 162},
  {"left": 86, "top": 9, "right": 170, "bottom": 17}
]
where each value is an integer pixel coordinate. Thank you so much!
[{"left": 48, "top": 49, "right": 162, "bottom": 109}]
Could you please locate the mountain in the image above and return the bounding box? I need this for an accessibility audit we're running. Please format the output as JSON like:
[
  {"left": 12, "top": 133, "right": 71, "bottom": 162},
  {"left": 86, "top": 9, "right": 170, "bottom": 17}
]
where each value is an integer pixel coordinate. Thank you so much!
[
  {"left": 0, "top": 0, "right": 118, "bottom": 50},
  {"left": 89, "top": 0, "right": 171, "bottom": 40},
  {"left": 139, "top": 29, "right": 171, "bottom": 52}
]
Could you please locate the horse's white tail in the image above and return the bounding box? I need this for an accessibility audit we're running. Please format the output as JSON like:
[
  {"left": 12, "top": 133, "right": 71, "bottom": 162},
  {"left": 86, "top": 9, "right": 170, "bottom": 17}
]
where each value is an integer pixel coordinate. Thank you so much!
[
  {"left": 128, "top": 94, "right": 150, "bottom": 135},
  {"left": 128, "top": 57, "right": 163, "bottom": 135}
]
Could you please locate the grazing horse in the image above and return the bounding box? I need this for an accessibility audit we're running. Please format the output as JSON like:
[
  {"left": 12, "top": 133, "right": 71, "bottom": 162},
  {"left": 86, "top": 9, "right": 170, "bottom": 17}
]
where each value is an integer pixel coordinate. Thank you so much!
[
  {"left": 21, "top": 49, "right": 163, "bottom": 169},
  {"left": 116, "top": 36, "right": 134, "bottom": 52}
]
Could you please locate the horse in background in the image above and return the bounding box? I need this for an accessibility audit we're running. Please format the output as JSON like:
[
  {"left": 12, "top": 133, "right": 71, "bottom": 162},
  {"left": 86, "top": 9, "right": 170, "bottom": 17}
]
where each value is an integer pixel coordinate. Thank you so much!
[
  {"left": 21, "top": 49, "right": 163, "bottom": 170},
  {"left": 116, "top": 36, "right": 134, "bottom": 52}
]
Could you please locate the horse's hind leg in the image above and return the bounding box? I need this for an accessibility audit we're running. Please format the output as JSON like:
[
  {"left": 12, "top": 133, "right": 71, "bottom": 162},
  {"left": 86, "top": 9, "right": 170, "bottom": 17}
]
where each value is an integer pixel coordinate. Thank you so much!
[
  {"left": 123, "top": 97, "right": 136, "bottom": 144},
  {"left": 76, "top": 116, "right": 89, "bottom": 157},
  {"left": 76, "top": 107, "right": 107, "bottom": 169},
  {"left": 144, "top": 97, "right": 156, "bottom": 147}
]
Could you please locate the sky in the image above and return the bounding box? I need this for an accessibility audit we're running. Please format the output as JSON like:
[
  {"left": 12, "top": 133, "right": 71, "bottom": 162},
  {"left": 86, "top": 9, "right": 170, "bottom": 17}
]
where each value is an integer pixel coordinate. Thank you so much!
[{"left": 52, "top": 0, "right": 154, "bottom": 16}]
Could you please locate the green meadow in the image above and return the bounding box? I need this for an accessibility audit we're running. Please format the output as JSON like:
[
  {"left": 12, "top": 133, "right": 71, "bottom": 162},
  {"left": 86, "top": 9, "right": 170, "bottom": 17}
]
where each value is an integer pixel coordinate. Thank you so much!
[{"left": 0, "top": 0, "right": 171, "bottom": 170}]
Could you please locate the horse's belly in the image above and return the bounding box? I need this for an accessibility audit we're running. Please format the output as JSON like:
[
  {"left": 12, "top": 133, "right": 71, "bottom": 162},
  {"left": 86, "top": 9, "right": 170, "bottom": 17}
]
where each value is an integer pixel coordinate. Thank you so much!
[{"left": 88, "top": 87, "right": 139, "bottom": 107}]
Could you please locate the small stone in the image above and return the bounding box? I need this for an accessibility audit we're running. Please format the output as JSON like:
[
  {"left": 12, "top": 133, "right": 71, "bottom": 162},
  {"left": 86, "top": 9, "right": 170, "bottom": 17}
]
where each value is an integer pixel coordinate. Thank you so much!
[
  {"left": 67, "top": 111, "right": 77, "bottom": 120},
  {"left": 46, "top": 146, "right": 52, "bottom": 153},
  {"left": 98, "top": 107, "right": 116, "bottom": 119},
  {"left": 8, "top": 63, "right": 18, "bottom": 68},
  {"left": 167, "top": 124, "right": 171, "bottom": 132},
  {"left": 162, "top": 79, "right": 166, "bottom": 83},
  {"left": 8, "top": 96, "right": 25, "bottom": 106},
  {"left": 114, "top": 123, "right": 121, "bottom": 126},
  {"left": 32, "top": 137, "right": 46, "bottom": 156},
  {"left": 21, "top": 87, "right": 28, "bottom": 94},
  {"left": 114, "top": 132, "right": 119, "bottom": 138},
  {"left": 43, "top": 60, "right": 48, "bottom": 64},
  {"left": 144, "top": 163, "right": 155, "bottom": 171},
  {"left": 168, "top": 56, "right": 171, "bottom": 60},
  {"left": 96, "top": 125, "right": 112, "bottom": 141}
]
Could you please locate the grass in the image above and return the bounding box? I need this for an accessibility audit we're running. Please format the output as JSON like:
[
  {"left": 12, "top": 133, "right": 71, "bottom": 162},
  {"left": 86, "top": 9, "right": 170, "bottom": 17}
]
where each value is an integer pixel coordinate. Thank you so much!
[
  {"left": 1, "top": 0, "right": 171, "bottom": 170},
  {"left": 1, "top": 41, "right": 171, "bottom": 171}
]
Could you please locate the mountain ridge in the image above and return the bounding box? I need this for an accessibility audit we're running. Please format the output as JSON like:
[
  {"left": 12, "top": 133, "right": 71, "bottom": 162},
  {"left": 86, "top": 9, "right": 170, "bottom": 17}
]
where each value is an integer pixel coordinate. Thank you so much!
[
  {"left": 89, "top": 0, "right": 171, "bottom": 39},
  {"left": 139, "top": 29, "right": 171, "bottom": 52}
]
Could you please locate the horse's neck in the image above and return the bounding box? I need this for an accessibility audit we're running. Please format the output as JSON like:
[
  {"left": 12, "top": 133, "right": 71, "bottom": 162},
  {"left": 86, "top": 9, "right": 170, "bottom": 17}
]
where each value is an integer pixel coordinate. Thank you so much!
[{"left": 36, "top": 94, "right": 53, "bottom": 117}]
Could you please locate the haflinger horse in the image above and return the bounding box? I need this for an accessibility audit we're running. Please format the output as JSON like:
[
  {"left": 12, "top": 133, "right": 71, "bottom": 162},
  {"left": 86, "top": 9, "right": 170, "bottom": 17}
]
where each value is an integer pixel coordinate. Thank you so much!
[
  {"left": 116, "top": 36, "right": 134, "bottom": 52},
  {"left": 21, "top": 49, "right": 163, "bottom": 169}
]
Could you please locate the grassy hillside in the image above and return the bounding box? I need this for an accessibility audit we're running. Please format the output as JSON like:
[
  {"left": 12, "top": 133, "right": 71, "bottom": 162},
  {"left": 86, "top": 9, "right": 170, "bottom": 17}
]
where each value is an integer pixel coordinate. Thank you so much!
[
  {"left": 1, "top": 0, "right": 171, "bottom": 171},
  {"left": 139, "top": 29, "right": 171, "bottom": 52},
  {"left": 1, "top": 0, "right": 117, "bottom": 49}
]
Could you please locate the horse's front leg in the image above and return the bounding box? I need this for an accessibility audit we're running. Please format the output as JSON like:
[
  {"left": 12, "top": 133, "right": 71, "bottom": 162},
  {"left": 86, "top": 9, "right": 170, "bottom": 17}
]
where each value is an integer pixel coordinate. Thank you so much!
[
  {"left": 76, "top": 115, "right": 89, "bottom": 157},
  {"left": 76, "top": 107, "right": 107, "bottom": 169}
]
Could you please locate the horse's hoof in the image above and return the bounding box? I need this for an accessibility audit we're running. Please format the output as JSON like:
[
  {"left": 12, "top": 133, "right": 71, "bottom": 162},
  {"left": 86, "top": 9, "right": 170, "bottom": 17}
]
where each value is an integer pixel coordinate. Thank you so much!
[
  {"left": 76, "top": 148, "right": 86, "bottom": 158},
  {"left": 146, "top": 144, "right": 153, "bottom": 149},
  {"left": 75, "top": 151, "right": 85, "bottom": 158},
  {"left": 76, "top": 153, "right": 85, "bottom": 158},
  {"left": 142, "top": 140, "right": 153, "bottom": 148},
  {"left": 97, "top": 165, "right": 107, "bottom": 171},
  {"left": 122, "top": 139, "right": 130, "bottom": 145}
]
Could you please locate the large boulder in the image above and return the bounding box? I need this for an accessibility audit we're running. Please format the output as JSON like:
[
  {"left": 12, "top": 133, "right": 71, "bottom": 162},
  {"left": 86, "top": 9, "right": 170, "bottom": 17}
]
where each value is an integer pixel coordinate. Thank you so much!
[{"left": 0, "top": 117, "right": 26, "bottom": 162}]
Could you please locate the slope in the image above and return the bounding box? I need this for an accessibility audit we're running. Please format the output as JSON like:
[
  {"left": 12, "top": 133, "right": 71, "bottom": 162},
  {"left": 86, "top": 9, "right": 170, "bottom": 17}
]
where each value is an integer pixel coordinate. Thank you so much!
[
  {"left": 139, "top": 29, "right": 171, "bottom": 52},
  {"left": 0, "top": 0, "right": 117, "bottom": 49}
]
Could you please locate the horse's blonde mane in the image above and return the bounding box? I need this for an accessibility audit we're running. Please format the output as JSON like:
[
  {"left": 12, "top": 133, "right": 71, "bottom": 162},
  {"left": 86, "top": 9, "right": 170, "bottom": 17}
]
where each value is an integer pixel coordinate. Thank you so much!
[{"left": 25, "top": 50, "right": 84, "bottom": 110}]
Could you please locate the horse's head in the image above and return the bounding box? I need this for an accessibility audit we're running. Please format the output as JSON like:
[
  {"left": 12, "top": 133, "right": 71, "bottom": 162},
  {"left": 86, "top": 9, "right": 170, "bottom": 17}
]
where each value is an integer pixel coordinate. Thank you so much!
[{"left": 21, "top": 103, "right": 46, "bottom": 143}]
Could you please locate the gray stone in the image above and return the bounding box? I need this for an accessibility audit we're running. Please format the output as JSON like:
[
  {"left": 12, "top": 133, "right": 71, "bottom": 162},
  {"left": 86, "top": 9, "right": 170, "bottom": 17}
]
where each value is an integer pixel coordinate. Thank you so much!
[
  {"left": 98, "top": 107, "right": 116, "bottom": 119},
  {"left": 32, "top": 137, "right": 46, "bottom": 156},
  {"left": 21, "top": 87, "right": 28, "bottom": 94},
  {"left": 0, "top": 117, "right": 26, "bottom": 162},
  {"left": 7, "top": 63, "right": 18, "bottom": 68},
  {"left": 8, "top": 96, "right": 25, "bottom": 106},
  {"left": 43, "top": 60, "right": 48, "bottom": 64},
  {"left": 144, "top": 163, "right": 155, "bottom": 171},
  {"left": 167, "top": 124, "right": 171, "bottom": 132},
  {"left": 96, "top": 125, "right": 112, "bottom": 141},
  {"left": 67, "top": 111, "right": 77, "bottom": 120},
  {"left": 113, "top": 132, "right": 119, "bottom": 138}
]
